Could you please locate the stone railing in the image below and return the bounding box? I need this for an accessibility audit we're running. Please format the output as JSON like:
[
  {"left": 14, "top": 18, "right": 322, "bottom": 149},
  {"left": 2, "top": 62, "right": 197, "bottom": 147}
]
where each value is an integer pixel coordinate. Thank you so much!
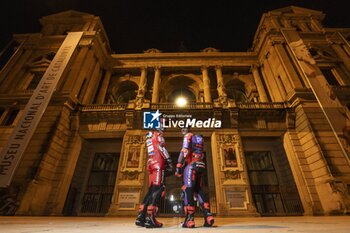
[
  {"left": 150, "top": 102, "right": 213, "bottom": 110},
  {"left": 80, "top": 104, "right": 127, "bottom": 112},
  {"left": 237, "top": 102, "right": 287, "bottom": 109},
  {"left": 79, "top": 102, "right": 289, "bottom": 112}
]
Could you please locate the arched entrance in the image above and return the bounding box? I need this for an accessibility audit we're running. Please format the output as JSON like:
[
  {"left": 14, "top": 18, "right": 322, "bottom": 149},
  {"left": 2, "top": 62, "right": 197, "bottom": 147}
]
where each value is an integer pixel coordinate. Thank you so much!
[
  {"left": 160, "top": 75, "right": 201, "bottom": 103},
  {"left": 157, "top": 136, "right": 217, "bottom": 216}
]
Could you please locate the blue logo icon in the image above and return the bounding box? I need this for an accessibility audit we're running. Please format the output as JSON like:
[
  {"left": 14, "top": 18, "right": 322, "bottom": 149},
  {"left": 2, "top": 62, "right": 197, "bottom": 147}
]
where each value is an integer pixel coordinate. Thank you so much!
[{"left": 143, "top": 110, "right": 162, "bottom": 129}]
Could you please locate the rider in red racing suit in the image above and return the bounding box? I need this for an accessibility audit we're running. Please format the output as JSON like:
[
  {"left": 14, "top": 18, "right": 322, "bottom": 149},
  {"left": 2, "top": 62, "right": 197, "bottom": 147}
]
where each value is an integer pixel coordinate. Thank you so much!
[
  {"left": 135, "top": 129, "right": 173, "bottom": 228},
  {"left": 175, "top": 127, "right": 214, "bottom": 228}
]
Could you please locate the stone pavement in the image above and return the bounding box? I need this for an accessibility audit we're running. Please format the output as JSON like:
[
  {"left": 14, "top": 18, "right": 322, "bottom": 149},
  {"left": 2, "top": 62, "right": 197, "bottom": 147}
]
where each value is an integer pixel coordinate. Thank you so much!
[{"left": 0, "top": 216, "right": 349, "bottom": 233}]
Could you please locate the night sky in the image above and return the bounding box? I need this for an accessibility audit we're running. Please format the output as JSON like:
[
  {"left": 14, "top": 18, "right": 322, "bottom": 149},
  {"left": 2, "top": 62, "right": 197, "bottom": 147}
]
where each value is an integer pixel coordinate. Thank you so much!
[{"left": 1, "top": 0, "right": 350, "bottom": 54}]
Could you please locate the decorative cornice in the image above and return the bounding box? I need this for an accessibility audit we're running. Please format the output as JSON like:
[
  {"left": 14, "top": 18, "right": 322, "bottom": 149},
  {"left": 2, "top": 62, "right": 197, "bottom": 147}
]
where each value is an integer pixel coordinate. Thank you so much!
[{"left": 144, "top": 48, "right": 162, "bottom": 53}]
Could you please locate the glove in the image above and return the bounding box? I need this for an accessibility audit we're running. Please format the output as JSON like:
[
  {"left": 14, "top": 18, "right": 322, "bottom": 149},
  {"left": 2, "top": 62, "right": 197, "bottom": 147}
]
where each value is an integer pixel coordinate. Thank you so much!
[
  {"left": 165, "top": 159, "right": 174, "bottom": 177},
  {"left": 175, "top": 163, "right": 183, "bottom": 177}
]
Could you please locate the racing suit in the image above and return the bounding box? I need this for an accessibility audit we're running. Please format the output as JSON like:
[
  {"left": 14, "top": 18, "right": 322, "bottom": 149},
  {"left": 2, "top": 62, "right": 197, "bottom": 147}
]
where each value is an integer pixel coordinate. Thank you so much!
[
  {"left": 135, "top": 130, "right": 173, "bottom": 228},
  {"left": 176, "top": 132, "right": 214, "bottom": 228}
]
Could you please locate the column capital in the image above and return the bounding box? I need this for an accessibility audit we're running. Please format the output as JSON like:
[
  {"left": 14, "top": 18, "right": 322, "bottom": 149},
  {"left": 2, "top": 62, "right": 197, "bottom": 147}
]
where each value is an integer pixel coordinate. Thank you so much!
[
  {"left": 201, "top": 65, "right": 209, "bottom": 71},
  {"left": 271, "top": 40, "right": 285, "bottom": 46},
  {"left": 250, "top": 64, "right": 260, "bottom": 71},
  {"left": 215, "top": 65, "right": 223, "bottom": 71},
  {"left": 140, "top": 66, "right": 148, "bottom": 71},
  {"left": 153, "top": 65, "right": 162, "bottom": 71}
]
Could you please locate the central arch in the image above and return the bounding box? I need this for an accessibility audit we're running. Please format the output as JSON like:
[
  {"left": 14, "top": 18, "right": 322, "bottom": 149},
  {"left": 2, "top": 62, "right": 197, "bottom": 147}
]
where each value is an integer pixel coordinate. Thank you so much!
[{"left": 160, "top": 74, "right": 202, "bottom": 103}]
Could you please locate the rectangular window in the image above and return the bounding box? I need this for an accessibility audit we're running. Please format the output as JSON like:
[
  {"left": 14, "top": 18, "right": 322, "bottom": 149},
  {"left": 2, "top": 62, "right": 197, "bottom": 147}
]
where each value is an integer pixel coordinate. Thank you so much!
[
  {"left": 2, "top": 109, "right": 19, "bottom": 126},
  {"left": 277, "top": 75, "right": 287, "bottom": 96},
  {"left": 320, "top": 68, "right": 340, "bottom": 86},
  {"left": 27, "top": 73, "right": 43, "bottom": 90},
  {"left": 78, "top": 79, "right": 87, "bottom": 100},
  {"left": 0, "top": 40, "right": 19, "bottom": 70},
  {"left": 93, "top": 70, "right": 106, "bottom": 104}
]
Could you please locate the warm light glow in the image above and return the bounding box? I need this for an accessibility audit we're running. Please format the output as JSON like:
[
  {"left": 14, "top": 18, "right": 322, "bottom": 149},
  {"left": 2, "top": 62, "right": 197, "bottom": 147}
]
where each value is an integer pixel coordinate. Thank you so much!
[
  {"left": 175, "top": 96, "right": 187, "bottom": 107},
  {"left": 170, "top": 195, "right": 175, "bottom": 201}
]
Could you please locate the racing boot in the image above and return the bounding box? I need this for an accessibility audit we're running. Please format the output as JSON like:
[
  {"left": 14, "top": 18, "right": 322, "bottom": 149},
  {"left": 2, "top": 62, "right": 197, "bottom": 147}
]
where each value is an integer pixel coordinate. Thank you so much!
[
  {"left": 135, "top": 204, "right": 146, "bottom": 227},
  {"left": 200, "top": 202, "right": 214, "bottom": 227},
  {"left": 144, "top": 205, "right": 163, "bottom": 228},
  {"left": 182, "top": 206, "right": 195, "bottom": 228}
]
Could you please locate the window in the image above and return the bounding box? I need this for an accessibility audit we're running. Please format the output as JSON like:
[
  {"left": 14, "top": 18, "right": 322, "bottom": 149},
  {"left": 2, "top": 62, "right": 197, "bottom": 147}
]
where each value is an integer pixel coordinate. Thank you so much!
[
  {"left": 227, "top": 88, "right": 249, "bottom": 103},
  {"left": 0, "top": 40, "right": 19, "bottom": 70},
  {"left": 27, "top": 73, "right": 43, "bottom": 90},
  {"left": 1, "top": 109, "right": 19, "bottom": 126},
  {"left": 277, "top": 75, "right": 287, "bottom": 96},
  {"left": 77, "top": 79, "right": 87, "bottom": 100},
  {"left": 320, "top": 68, "right": 340, "bottom": 86}
]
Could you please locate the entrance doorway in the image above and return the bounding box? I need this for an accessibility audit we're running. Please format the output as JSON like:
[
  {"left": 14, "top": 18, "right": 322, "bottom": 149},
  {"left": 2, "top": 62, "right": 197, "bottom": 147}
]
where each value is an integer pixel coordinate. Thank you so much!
[
  {"left": 63, "top": 139, "right": 121, "bottom": 216},
  {"left": 157, "top": 136, "right": 216, "bottom": 216},
  {"left": 244, "top": 137, "right": 303, "bottom": 216},
  {"left": 158, "top": 152, "right": 210, "bottom": 216},
  {"left": 79, "top": 153, "right": 119, "bottom": 215}
]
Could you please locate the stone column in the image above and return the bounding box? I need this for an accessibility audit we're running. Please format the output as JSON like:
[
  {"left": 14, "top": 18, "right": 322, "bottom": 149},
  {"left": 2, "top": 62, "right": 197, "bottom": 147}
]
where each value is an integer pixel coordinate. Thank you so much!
[
  {"left": 137, "top": 67, "right": 147, "bottom": 98},
  {"left": 135, "top": 67, "right": 147, "bottom": 108},
  {"left": 251, "top": 64, "right": 268, "bottom": 102},
  {"left": 201, "top": 66, "right": 212, "bottom": 102},
  {"left": 215, "top": 65, "right": 227, "bottom": 98},
  {"left": 151, "top": 66, "right": 161, "bottom": 103}
]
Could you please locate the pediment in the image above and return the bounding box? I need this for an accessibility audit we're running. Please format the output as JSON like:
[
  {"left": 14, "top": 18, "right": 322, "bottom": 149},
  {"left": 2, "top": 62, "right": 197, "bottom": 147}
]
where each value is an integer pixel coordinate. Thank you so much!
[
  {"left": 40, "top": 10, "right": 94, "bottom": 22},
  {"left": 29, "top": 58, "right": 52, "bottom": 68},
  {"left": 271, "top": 6, "right": 323, "bottom": 16}
]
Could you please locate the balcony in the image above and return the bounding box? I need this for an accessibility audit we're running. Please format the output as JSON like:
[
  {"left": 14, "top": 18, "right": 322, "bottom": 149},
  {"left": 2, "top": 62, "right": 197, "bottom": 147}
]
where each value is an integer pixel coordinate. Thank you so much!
[
  {"left": 80, "top": 104, "right": 127, "bottom": 112},
  {"left": 150, "top": 102, "right": 213, "bottom": 110}
]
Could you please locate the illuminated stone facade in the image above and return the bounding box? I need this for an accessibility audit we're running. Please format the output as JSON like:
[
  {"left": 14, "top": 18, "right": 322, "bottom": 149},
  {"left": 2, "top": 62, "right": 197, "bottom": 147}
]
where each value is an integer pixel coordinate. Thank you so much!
[{"left": 0, "top": 6, "right": 350, "bottom": 216}]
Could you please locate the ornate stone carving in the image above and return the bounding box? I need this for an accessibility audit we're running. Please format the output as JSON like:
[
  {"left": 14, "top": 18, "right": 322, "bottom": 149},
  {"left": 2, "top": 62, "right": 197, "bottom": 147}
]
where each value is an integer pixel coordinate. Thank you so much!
[
  {"left": 143, "top": 48, "right": 162, "bottom": 53},
  {"left": 218, "top": 134, "right": 237, "bottom": 144},
  {"left": 201, "top": 47, "right": 220, "bottom": 52},
  {"left": 125, "top": 111, "right": 134, "bottom": 129},
  {"left": 328, "top": 180, "right": 350, "bottom": 212},
  {"left": 229, "top": 110, "right": 238, "bottom": 128},
  {"left": 308, "top": 45, "right": 338, "bottom": 62},
  {"left": 289, "top": 39, "right": 317, "bottom": 76},
  {"left": 135, "top": 97, "right": 144, "bottom": 109},
  {"left": 127, "top": 135, "right": 144, "bottom": 144},
  {"left": 121, "top": 170, "right": 140, "bottom": 180},
  {"left": 224, "top": 170, "right": 241, "bottom": 180},
  {"left": 286, "top": 108, "right": 296, "bottom": 129}
]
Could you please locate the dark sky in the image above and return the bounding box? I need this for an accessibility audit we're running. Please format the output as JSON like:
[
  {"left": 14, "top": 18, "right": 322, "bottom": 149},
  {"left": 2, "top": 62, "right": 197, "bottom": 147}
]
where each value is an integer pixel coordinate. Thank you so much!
[{"left": 1, "top": 0, "right": 350, "bottom": 54}]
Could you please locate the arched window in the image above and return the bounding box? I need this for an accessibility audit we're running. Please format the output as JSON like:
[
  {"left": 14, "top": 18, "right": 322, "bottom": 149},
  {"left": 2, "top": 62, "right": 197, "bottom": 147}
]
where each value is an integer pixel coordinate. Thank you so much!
[
  {"left": 167, "top": 88, "right": 196, "bottom": 103},
  {"left": 112, "top": 81, "right": 138, "bottom": 104},
  {"left": 226, "top": 79, "right": 249, "bottom": 103},
  {"left": 161, "top": 75, "right": 200, "bottom": 103},
  {"left": 227, "top": 88, "right": 249, "bottom": 102}
]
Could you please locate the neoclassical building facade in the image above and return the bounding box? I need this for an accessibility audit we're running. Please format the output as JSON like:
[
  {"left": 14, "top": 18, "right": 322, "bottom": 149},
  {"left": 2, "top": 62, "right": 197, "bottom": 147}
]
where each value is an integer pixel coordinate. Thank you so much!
[{"left": 0, "top": 6, "right": 350, "bottom": 216}]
